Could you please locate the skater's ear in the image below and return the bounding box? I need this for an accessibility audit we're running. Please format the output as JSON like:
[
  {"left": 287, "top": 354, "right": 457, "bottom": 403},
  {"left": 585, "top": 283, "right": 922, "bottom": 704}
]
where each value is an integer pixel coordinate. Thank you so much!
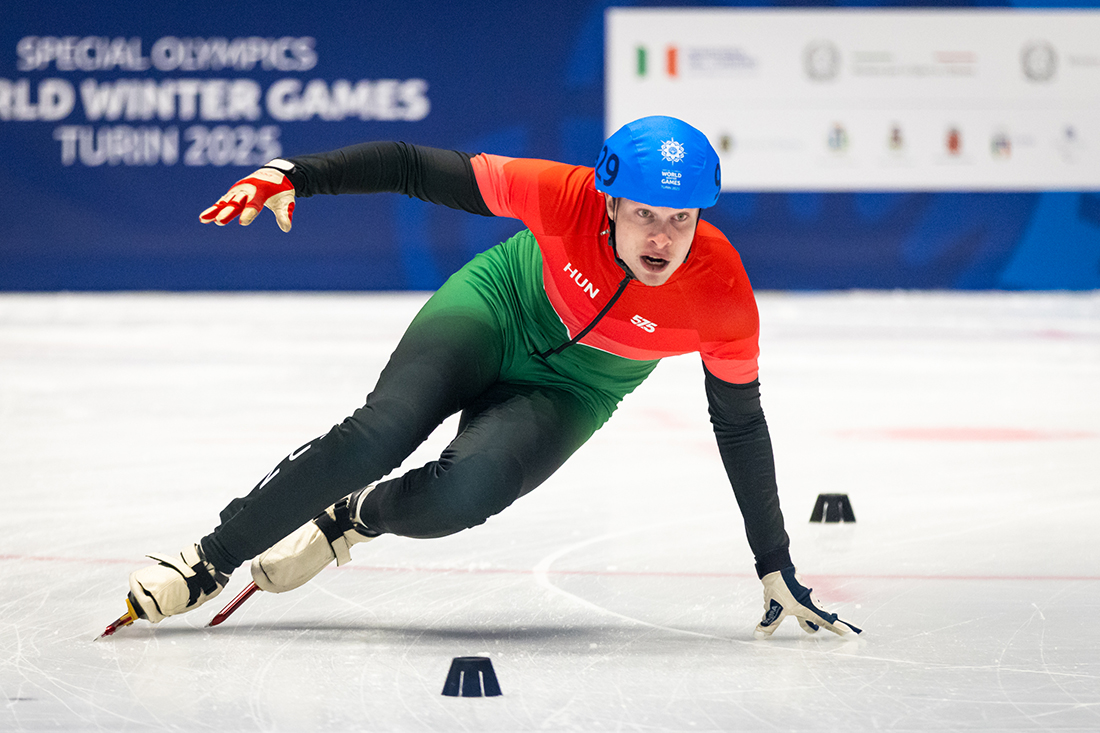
[{"left": 604, "top": 194, "right": 618, "bottom": 222}]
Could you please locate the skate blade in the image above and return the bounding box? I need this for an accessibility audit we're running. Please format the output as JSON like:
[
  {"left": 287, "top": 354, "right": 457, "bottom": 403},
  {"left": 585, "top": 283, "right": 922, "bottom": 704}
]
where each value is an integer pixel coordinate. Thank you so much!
[
  {"left": 208, "top": 582, "right": 260, "bottom": 627},
  {"left": 97, "top": 597, "right": 139, "bottom": 640}
]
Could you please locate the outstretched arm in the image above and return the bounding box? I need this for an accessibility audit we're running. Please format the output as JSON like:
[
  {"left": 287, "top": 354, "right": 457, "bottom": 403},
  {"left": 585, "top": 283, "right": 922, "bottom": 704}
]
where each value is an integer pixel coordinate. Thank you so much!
[
  {"left": 704, "top": 366, "right": 791, "bottom": 576},
  {"left": 284, "top": 142, "right": 493, "bottom": 215},
  {"left": 199, "top": 142, "right": 494, "bottom": 231},
  {"left": 704, "top": 365, "right": 861, "bottom": 638}
]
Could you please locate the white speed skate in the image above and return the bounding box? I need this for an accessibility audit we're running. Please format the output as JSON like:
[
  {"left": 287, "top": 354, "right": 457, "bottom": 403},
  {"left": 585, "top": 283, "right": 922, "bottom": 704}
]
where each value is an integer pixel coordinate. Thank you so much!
[
  {"left": 127, "top": 543, "right": 230, "bottom": 623},
  {"left": 250, "top": 485, "right": 379, "bottom": 593}
]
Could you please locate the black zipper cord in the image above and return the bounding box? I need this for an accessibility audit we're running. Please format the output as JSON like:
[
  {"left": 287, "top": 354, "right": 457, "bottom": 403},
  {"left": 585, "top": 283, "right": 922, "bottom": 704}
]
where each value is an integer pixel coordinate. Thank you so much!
[{"left": 536, "top": 273, "right": 633, "bottom": 359}]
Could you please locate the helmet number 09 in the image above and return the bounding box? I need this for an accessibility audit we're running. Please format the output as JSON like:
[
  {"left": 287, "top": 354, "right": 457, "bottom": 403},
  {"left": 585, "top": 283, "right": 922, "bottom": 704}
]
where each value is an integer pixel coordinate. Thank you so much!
[{"left": 595, "top": 145, "right": 619, "bottom": 187}]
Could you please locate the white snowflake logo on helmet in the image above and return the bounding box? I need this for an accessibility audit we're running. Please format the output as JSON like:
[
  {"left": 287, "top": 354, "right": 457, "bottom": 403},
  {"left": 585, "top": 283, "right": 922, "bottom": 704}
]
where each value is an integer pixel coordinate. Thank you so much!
[{"left": 660, "top": 138, "right": 686, "bottom": 164}]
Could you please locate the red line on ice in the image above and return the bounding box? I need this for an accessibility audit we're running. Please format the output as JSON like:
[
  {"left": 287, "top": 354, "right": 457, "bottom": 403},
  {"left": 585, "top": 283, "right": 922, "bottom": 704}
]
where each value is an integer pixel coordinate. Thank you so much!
[
  {"left": 836, "top": 427, "right": 1096, "bottom": 441},
  {"left": 6, "top": 554, "right": 1093, "bottom": 583}
]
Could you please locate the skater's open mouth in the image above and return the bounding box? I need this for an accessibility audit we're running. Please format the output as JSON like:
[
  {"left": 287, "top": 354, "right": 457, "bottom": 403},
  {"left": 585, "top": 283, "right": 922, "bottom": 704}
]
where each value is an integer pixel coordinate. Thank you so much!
[{"left": 640, "top": 255, "right": 669, "bottom": 271}]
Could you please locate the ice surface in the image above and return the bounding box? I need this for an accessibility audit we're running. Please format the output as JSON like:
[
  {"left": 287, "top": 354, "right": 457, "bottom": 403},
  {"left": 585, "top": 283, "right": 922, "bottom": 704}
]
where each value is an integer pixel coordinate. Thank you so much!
[{"left": 1, "top": 291, "right": 1097, "bottom": 731}]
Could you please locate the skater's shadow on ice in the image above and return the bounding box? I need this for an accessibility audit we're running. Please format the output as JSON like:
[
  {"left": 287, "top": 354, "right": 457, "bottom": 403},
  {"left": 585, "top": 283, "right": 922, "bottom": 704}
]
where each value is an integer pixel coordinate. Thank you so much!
[{"left": 117, "top": 621, "right": 697, "bottom": 646}]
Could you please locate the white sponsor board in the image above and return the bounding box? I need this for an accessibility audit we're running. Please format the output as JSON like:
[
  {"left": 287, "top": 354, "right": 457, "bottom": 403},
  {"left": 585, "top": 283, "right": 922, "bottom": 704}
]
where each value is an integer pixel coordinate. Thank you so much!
[{"left": 607, "top": 9, "right": 1100, "bottom": 190}]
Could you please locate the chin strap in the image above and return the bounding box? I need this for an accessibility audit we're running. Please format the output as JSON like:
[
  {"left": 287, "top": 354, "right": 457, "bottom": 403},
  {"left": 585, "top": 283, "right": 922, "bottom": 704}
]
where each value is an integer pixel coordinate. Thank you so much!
[
  {"left": 603, "top": 196, "right": 618, "bottom": 253},
  {"left": 604, "top": 197, "right": 638, "bottom": 280}
]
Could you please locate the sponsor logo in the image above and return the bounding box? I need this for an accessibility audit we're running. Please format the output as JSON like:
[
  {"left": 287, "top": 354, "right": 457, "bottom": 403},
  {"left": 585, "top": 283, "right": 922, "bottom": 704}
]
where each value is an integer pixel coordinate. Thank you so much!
[
  {"left": 659, "top": 139, "right": 685, "bottom": 190},
  {"left": 827, "top": 123, "right": 848, "bottom": 152},
  {"left": 660, "top": 137, "right": 685, "bottom": 164},
  {"left": 946, "top": 126, "right": 962, "bottom": 156},
  {"left": 1021, "top": 41, "right": 1057, "bottom": 82},
  {"left": 888, "top": 123, "right": 904, "bottom": 151},
  {"left": 631, "top": 315, "right": 656, "bottom": 333},
  {"left": 689, "top": 47, "right": 757, "bottom": 73},
  {"left": 1058, "top": 124, "right": 1083, "bottom": 163},
  {"left": 761, "top": 599, "right": 783, "bottom": 627},
  {"left": 804, "top": 40, "right": 840, "bottom": 81},
  {"left": 990, "top": 131, "right": 1011, "bottom": 158},
  {"left": 635, "top": 45, "right": 757, "bottom": 79},
  {"left": 852, "top": 49, "right": 976, "bottom": 79}
]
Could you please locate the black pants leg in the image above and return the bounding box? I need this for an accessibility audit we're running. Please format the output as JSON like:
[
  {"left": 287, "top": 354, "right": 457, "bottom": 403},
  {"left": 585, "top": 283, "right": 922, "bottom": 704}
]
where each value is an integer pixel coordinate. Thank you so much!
[
  {"left": 200, "top": 299, "right": 600, "bottom": 573},
  {"left": 200, "top": 308, "right": 503, "bottom": 571},
  {"left": 358, "top": 380, "right": 599, "bottom": 538}
]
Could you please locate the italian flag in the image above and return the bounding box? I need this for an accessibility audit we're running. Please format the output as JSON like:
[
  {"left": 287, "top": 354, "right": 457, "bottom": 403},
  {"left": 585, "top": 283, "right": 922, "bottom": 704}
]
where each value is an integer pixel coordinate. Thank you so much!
[{"left": 636, "top": 46, "right": 679, "bottom": 77}]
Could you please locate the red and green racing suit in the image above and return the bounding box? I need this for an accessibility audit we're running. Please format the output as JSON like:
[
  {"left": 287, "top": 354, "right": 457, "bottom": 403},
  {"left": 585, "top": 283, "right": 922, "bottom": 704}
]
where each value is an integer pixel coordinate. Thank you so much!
[{"left": 200, "top": 142, "right": 792, "bottom": 580}]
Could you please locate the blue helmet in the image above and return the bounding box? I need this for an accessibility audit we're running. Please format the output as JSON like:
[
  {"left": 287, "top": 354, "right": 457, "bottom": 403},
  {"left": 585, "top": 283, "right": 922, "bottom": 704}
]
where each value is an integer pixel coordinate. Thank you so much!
[{"left": 594, "top": 116, "right": 721, "bottom": 209}]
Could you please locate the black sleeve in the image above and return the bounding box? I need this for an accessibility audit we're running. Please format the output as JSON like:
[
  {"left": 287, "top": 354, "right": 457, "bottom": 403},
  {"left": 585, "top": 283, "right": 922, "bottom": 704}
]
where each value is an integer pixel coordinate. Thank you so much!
[
  {"left": 703, "top": 364, "right": 792, "bottom": 578},
  {"left": 282, "top": 141, "right": 494, "bottom": 217}
]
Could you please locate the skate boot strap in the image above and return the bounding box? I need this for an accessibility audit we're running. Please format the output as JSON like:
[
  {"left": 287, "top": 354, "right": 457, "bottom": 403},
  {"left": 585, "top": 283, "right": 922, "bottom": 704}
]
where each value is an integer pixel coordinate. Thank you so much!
[
  {"left": 312, "top": 496, "right": 363, "bottom": 566},
  {"left": 146, "top": 545, "right": 228, "bottom": 607}
]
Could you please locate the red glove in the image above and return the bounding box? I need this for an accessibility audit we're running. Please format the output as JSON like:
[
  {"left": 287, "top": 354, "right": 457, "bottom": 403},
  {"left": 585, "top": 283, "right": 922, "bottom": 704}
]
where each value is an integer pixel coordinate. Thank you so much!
[{"left": 199, "top": 164, "right": 296, "bottom": 232}]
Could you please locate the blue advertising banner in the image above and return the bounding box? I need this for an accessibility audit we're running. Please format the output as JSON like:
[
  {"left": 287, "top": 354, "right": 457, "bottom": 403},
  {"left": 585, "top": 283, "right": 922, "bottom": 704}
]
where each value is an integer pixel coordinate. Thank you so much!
[{"left": 2, "top": 1, "right": 1098, "bottom": 291}]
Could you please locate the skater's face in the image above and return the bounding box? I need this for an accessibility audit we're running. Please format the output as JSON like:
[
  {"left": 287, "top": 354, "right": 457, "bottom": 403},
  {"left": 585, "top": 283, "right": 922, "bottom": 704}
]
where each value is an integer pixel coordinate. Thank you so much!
[{"left": 605, "top": 196, "right": 698, "bottom": 287}]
